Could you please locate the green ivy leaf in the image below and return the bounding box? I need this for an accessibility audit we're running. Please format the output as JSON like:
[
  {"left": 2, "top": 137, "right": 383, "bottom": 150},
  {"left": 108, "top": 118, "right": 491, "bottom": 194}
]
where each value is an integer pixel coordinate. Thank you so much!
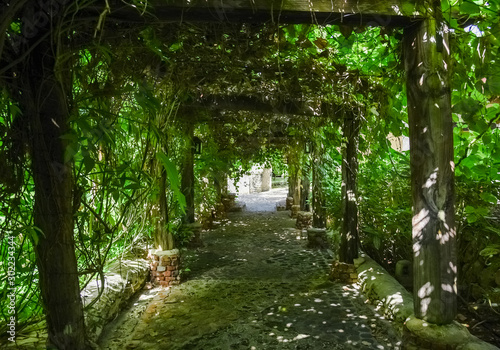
[
  {"left": 479, "top": 244, "right": 500, "bottom": 257},
  {"left": 480, "top": 192, "right": 497, "bottom": 204},
  {"left": 486, "top": 75, "right": 500, "bottom": 95},
  {"left": 459, "top": 2, "right": 481, "bottom": 15}
]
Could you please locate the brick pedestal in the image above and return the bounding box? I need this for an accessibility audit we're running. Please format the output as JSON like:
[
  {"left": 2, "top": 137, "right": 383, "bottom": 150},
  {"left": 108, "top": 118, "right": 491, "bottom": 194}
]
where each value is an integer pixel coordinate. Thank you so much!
[
  {"left": 150, "top": 249, "right": 181, "bottom": 287},
  {"left": 330, "top": 261, "right": 358, "bottom": 284}
]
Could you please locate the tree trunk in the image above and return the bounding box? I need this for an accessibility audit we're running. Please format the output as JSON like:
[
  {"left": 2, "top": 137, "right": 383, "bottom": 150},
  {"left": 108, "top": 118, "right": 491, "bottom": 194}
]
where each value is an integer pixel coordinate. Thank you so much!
[
  {"left": 181, "top": 123, "right": 196, "bottom": 224},
  {"left": 404, "top": 16, "right": 456, "bottom": 324},
  {"left": 24, "top": 40, "right": 88, "bottom": 348},
  {"left": 340, "top": 111, "right": 360, "bottom": 264},
  {"left": 312, "top": 144, "right": 326, "bottom": 228}
]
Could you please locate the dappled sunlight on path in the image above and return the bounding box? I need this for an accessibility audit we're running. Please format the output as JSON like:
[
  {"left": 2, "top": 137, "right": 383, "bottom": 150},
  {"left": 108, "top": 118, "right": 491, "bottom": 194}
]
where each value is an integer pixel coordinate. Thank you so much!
[{"left": 99, "top": 211, "right": 401, "bottom": 349}]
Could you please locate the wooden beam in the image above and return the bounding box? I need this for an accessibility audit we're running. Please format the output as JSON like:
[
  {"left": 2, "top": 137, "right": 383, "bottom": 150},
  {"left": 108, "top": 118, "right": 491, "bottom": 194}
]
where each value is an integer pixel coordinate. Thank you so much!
[
  {"left": 404, "top": 17, "right": 456, "bottom": 324},
  {"left": 107, "top": 0, "right": 422, "bottom": 26},
  {"left": 183, "top": 94, "right": 337, "bottom": 117}
]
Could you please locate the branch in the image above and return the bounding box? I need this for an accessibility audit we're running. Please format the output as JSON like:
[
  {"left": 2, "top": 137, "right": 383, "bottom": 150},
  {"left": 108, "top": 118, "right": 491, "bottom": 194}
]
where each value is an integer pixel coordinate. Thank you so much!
[
  {"left": 0, "top": 30, "right": 51, "bottom": 76},
  {"left": 385, "top": 138, "right": 410, "bottom": 178}
]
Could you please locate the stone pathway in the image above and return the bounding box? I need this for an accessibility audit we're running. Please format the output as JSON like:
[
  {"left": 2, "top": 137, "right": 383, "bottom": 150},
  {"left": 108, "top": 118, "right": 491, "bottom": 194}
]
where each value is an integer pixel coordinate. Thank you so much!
[
  {"left": 99, "top": 206, "right": 401, "bottom": 349},
  {"left": 236, "top": 187, "right": 289, "bottom": 212}
]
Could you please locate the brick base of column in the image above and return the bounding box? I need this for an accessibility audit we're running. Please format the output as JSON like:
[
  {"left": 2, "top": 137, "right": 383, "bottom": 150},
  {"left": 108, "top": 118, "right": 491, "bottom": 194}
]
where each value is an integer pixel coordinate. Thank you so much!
[{"left": 150, "top": 249, "right": 181, "bottom": 287}]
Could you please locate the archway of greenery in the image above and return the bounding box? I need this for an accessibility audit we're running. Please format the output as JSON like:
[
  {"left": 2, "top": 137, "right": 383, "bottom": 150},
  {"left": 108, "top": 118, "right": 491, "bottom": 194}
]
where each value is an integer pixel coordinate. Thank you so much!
[{"left": 1, "top": 1, "right": 499, "bottom": 348}]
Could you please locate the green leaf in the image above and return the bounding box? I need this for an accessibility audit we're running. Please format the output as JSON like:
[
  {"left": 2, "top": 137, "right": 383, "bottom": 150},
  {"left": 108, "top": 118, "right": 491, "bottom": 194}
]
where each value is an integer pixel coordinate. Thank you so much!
[
  {"left": 28, "top": 227, "right": 44, "bottom": 246},
  {"left": 170, "top": 42, "right": 183, "bottom": 52},
  {"left": 156, "top": 152, "right": 186, "bottom": 213},
  {"left": 482, "top": 133, "right": 492, "bottom": 145},
  {"left": 464, "top": 205, "right": 475, "bottom": 214},
  {"left": 373, "top": 235, "right": 381, "bottom": 250},
  {"left": 459, "top": 2, "right": 481, "bottom": 15},
  {"left": 479, "top": 244, "right": 500, "bottom": 257},
  {"left": 83, "top": 155, "right": 95, "bottom": 173},
  {"left": 480, "top": 192, "right": 498, "bottom": 204},
  {"left": 125, "top": 183, "right": 142, "bottom": 190}
]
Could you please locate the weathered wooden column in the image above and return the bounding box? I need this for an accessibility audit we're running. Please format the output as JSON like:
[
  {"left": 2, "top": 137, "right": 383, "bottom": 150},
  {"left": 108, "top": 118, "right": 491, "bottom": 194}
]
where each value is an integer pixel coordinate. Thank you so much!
[
  {"left": 404, "top": 15, "right": 456, "bottom": 324},
  {"left": 287, "top": 143, "right": 302, "bottom": 217},
  {"left": 339, "top": 111, "right": 360, "bottom": 264},
  {"left": 300, "top": 154, "right": 310, "bottom": 211},
  {"left": 312, "top": 142, "right": 326, "bottom": 228},
  {"left": 20, "top": 32, "right": 88, "bottom": 349},
  {"left": 181, "top": 122, "right": 196, "bottom": 224},
  {"left": 155, "top": 160, "right": 174, "bottom": 250}
]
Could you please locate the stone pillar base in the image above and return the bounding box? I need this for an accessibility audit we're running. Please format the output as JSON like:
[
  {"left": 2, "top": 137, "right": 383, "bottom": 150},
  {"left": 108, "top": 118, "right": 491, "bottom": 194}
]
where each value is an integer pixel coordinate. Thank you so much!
[
  {"left": 290, "top": 205, "right": 301, "bottom": 218},
  {"left": 296, "top": 211, "right": 313, "bottom": 229},
  {"left": 286, "top": 196, "right": 294, "bottom": 210},
  {"left": 307, "top": 228, "right": 328, "bottom": 249},
  {"left": 330, "top": 261, "right": 358, "bottom": 284},
  {"left": 402, "top": 316, "right": 476, "bottom": 350},
  {"left": 150, "top": 249, "right": 181, "bottom": 287}
]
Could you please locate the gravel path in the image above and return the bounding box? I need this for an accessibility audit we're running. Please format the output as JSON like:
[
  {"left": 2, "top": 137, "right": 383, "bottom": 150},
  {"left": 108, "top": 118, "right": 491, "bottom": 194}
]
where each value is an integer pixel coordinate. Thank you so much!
[{"left": 99, "top": 196, "right": 401, "bottom": 349}]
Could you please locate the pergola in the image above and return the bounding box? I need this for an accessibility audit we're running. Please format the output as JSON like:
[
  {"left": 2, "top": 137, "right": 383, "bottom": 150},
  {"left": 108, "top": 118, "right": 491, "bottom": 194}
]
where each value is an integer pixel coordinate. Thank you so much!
[{"left": 1, "top": 1, "right": 456, "bottom": 348}]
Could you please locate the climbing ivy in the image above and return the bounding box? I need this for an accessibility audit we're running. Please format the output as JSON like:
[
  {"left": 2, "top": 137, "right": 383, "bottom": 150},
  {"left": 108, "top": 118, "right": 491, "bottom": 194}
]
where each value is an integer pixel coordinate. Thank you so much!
[{"left": 1, "top": 0, "right": 500, "bottom": 342}]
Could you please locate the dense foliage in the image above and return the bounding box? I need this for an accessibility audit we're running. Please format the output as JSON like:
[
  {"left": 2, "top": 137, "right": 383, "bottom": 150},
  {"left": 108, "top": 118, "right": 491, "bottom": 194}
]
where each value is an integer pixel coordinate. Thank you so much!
[{"left": 0, "top": 0, "right": 500, "bottom": 342}]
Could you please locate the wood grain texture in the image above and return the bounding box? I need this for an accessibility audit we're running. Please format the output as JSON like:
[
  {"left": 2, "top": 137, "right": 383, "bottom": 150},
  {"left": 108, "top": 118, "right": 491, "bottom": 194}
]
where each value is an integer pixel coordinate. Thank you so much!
[
  {"left": 404, "top": 17, "right": 456, "bottom": 324},
  {"left": 183, "top": 94, "right": 335, "bottom": 117},
  {"left": 181, "top": 122, "right": 196, "bottom": 224},
  {"left": 25, "top": 38, "right": 87, "bottom": 350},
  {"left": 312, "top": 145, "right": 326, "bottom": 228},
  {"left": 107, "top": 0, "right": 422, "bottom": 26},
  {"left": 340, "top": 111, "right": 360, "bottom": 264}
]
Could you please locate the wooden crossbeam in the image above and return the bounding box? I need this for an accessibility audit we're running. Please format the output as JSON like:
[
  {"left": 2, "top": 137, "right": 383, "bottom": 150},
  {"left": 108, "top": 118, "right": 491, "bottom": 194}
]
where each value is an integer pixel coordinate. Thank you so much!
[
  {"left": 108, "top": 0, "right": 422, "bottom": 27},
  {"left": 183, "top": 94, "right": 337, "bottom": 117}
]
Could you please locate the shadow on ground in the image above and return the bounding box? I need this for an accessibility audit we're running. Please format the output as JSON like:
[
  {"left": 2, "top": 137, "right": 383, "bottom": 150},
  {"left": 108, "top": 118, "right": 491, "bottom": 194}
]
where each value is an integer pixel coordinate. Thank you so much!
[{"left": 99, "top": 195, "right": 401, "bottom": 350}]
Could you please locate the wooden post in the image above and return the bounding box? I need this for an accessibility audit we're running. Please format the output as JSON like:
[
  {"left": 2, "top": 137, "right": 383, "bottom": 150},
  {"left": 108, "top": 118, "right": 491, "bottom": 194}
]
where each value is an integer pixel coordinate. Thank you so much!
[
  {"left": 340, "top": 111, "right": 360, "bottom": 264},
  {"left": 300, "top": 155, "right": 310, "bottom": 211},
  {"left": 22, "top": 37, "right": 87, "bottom": 348},
  {"left": 155, "top": 161, "right": 174, "bottom": 250},
  {"left": 404, "top": 15, "right": 456, "bottom": 324},
  {"left": 312, "top": 143, "right": 326, "bottom": 228},
  {"left": 287, "top": 144, "right": 302, "bottom": 207},
  {"left": 181, "top": 123, "right": 196, "bottom": 224}
]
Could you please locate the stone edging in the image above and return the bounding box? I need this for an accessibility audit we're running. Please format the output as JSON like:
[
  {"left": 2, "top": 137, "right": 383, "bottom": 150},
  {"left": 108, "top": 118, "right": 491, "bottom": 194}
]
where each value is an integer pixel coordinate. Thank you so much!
[
  {"left": 83, "top": 258, "right": 150, "bottom": 343},
  {"left": 3, "top": 258, "right": 150, "bottom": 349},
  {"left": 354, "top": 255, "right": 499, "bottom": 350}
]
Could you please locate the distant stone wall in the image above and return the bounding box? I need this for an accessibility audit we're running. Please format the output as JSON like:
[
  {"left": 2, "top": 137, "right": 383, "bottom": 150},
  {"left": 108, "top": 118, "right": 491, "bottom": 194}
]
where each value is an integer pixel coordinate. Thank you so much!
[{"left": 228, "top": 165, "right": 272, "bottom": 194}]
